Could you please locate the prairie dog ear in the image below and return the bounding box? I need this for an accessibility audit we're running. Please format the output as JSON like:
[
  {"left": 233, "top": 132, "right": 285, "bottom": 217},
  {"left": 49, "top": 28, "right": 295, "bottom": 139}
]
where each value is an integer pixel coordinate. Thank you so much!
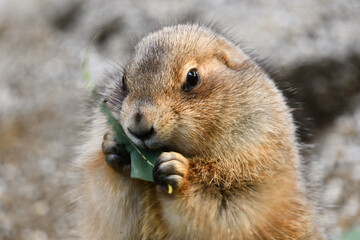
[{"left": 216, "top": 39, "right": 249, "bottom": 71}]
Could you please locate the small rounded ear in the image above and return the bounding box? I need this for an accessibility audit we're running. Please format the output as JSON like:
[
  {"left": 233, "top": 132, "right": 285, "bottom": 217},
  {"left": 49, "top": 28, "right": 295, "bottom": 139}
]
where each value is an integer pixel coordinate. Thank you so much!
[{"left": 216, "top": 39, "right": 250, "bottom": 71}]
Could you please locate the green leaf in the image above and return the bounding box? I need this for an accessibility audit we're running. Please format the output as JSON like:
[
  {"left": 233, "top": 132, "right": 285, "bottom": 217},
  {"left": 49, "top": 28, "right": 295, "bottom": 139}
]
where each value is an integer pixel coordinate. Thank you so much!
[
  {"left": 82, "top": 44, "right": 161, "bottom": 182},
  {"left": 100, "top": 102, "right": 161, "bottom": 182},
  {"left": 130, "top": 149, "right": 161, "bottom": 182}
]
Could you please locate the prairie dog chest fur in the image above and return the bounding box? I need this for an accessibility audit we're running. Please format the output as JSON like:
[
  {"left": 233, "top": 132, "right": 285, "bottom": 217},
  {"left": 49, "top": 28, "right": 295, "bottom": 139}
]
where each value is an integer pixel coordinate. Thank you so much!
[{"left": 73, "top": 24, "right": 325, "bottom": 240}]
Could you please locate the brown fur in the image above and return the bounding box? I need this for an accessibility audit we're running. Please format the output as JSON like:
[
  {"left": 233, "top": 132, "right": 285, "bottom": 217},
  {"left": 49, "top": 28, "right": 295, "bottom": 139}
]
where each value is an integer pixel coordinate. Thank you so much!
[{"left": 72, "top": 24, "right": 325, "bottom": 239}]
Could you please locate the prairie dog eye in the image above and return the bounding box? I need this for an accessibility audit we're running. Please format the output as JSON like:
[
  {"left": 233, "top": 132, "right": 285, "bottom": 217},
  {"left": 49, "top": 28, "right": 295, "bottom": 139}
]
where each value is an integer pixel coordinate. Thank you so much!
[{"left": 184, "top": 69, "right": 201, "bottom": 91}]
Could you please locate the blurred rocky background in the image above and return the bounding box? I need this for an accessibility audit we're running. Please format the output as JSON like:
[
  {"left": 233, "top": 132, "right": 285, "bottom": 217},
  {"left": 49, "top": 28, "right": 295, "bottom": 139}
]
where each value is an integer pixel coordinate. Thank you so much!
[{"left": 0, "top": 0, "right": 359, "bottom": 239}]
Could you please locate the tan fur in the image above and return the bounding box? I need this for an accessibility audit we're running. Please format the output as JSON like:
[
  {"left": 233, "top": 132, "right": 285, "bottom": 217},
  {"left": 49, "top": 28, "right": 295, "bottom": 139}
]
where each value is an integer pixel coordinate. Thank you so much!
[{"left": 72, "top": 24, "right": 325, "bottom": 239}]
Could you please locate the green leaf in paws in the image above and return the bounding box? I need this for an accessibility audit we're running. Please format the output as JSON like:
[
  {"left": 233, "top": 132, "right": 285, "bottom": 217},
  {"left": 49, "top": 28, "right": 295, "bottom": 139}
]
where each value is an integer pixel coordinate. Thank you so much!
[
  {"left": 100, "top": 102, "right": 162, "bottom": 182},
  {"left": 82, "top": 45, "right": 162, "bottom": 183}
]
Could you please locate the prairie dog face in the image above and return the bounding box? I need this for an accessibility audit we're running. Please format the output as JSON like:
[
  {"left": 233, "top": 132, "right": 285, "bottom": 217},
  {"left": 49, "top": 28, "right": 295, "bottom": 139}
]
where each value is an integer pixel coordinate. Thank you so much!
[{"left": 108, "top": 25, "right": 267, "bottom": 156}]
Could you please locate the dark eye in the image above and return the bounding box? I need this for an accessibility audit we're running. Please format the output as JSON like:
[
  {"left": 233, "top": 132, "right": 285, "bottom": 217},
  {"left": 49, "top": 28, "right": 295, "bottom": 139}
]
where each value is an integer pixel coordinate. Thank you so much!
[
  {"left": 184, "top": 69, "right": 201, "bottom": 91},
  {"left": 121, "top": 75, "right": 127, "bottom": 92}
]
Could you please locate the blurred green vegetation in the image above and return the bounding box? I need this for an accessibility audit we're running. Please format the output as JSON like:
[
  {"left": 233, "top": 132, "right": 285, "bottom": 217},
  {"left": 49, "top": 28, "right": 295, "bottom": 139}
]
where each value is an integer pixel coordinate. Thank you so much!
[{"left": 340, "top": 227, "right": 360, "bottom": 240}]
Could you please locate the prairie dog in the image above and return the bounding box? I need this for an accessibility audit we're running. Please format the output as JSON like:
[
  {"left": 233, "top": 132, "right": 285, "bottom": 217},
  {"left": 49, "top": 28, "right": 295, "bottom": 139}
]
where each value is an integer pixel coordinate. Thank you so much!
[{"left": 73, "top": 24, "right": 324, "bottom": 239}]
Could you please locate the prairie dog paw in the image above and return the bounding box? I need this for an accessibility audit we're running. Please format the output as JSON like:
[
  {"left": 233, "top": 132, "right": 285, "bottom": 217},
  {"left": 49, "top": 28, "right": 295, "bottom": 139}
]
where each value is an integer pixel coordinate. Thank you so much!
[
  {"left": 153, "top": 152, "right": 189, "bottom": 194},
  {"left": 102, "top": 132, "right": 131, "bottom": 175}
]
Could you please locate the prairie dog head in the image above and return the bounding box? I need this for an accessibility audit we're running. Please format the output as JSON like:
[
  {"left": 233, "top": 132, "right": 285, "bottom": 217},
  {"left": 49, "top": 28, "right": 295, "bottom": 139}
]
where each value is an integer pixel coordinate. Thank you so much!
[{"left": 106, "top": 24, "right": 289, "bottom": 157}]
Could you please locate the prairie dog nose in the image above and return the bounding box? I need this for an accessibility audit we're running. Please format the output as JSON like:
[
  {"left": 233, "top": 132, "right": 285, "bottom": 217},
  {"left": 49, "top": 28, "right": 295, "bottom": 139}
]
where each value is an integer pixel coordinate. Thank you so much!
[{"left": 127, "top": 111, "right": 155, "bottom": 141}]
